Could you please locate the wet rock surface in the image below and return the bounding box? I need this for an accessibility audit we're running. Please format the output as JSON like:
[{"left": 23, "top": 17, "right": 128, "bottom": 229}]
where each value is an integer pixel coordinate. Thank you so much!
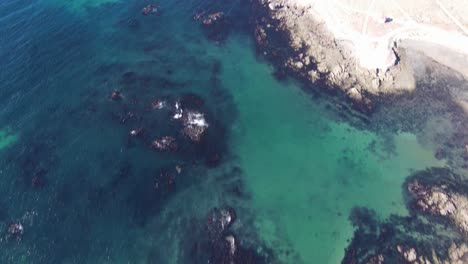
[
  {"left": 141, "top": 4, "right": 159, "bottom": 16},
  {"left": 406, "top": 168, "right": 468, "bottom": 234},
  {"left": 195, "top": 10, "right": 231, "bottom": 43},
  {"left": 343, "top": 168, "right": 468, "bottom": 264},
  {"left": 171, "top": 98, "right": 210, "bottom": 142},
  {"left": 7, "top": 223, "right": 24, "bottom": 237},
  {"left": 181, "top": 111, "right": 209, "bottom": 142},
  {"left": 396, "top": 245, "right": 418, "bottom": 262},
  {"left": 152, "top": 136, "right": 178, "bottom": 152},
  {"left": 250, "top": 0, "right": 468, "bottom": 117},
  {"left": 202, "top": 12, "right": 224, "bottom": 26},
  {"left": 250, "top": 0, "right": 380, "bottom": 111},
  {"left": 186, "top": 207, "right": 272, "bottom": 264},
  {"left": 447, "top": 242, "right": 468, "bottom": 264},
  {"left": 343, "top": 207, "right": 458, "bottom": 264},
  {"left": 110, "top": 90, "right": 122, "bottom": 101},
  {"left": 206, "top": 207, "right": 236, "bottom": 241}
]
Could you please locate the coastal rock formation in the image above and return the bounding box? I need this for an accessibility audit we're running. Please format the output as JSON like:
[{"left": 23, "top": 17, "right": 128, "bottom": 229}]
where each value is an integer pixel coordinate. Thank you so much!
[
  {"left": 196, "top": 11, "right": 231, "bottom": 43},
  {"left": 407, "top": 173, "right": 468, "bottom": 234},
  {"left": 188, "top": 207, "right": 271, "bottom": 264},
  {"left": 181, "top": 111, "right": 209, "bottom": 142},
  {"left": 172, "top": 99, "right": 210, "bottom": 142},
  {"left": 252, "top": 0, "right": 468, "bottom": 110},
  {"left": 252, "top": 0, "right": 412, "bottom": 109},
  {"left": 342, "top": 206, "right": 467, "bottom": 264},
  {"left": 446, "top": 242, "right": 468, "bottom": 264},
  {"left": 206, "top": 207, "right": 237, "bottom": 241},
  {"left": 152, "top": 136, "right": 178, "bottom": 152},
  {"left": 343, "top": 168, "right": 468, "bottom": 264}
]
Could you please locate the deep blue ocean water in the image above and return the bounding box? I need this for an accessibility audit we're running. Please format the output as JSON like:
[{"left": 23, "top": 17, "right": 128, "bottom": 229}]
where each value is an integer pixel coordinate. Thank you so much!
[{"left": 0, "top": 0, "right": 258, "bottom": 263}]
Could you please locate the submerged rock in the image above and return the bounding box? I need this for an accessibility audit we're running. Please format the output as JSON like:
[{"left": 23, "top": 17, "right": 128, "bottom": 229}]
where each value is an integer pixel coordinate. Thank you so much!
[
  {"left": 198, "top": 11, "right": 231, "bottom": 43},
  {"left": 129, "top": 128, "right": 143, "bottom": 137},
  {"left": 197, "top": 207, "right": 271, "bottom": 264},
  {"left": 366, "top": 254, "right": 384, "bottom": 264},
  {"left": 110, "top": 90, "right": 122, "bottom": 101},
  {"left": 7, "top": 223, "right": 23, "bottom": 236},
  {"left": 206, "top": 207, "right": 236, "bottom": 241},
  {"left": 6, "top": 222, "right": 24, "bottom": 241},
  {"left": 141, "top": 4, "right": 159, "bottom": 15},
  {"left": 202, "top": 12, "right": 224, "bottom": 25},
  {"left": 152, "top": 136, "right": 177, "bottom": 152},
  {"left": 172, "top": 101, "right": 183, "bottom": 120},
  {"left": 193, "top": 12, "right": 205, "bottom": 21},
  {"left": 151, "top": 98, "right": 166, "bottom": 110},
  {"left": 181, "top": 111, "right": 209, "bottom": 142},
  {"left": 172, "top": 99, "right": 209, "bottom": 142}
]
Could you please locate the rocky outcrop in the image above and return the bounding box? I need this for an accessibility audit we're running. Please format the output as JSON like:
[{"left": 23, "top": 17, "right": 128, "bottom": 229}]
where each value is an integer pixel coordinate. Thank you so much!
[
  {"left": 446, "top": 243, "right": 468, "bottom": 264},
  {"left": 343, "top": 167, "right": 468, "bottom": 264},
  {"left": 395, "top": 243, "right": 468, "bottom": 264},
  {"left": 181, "top": 111, "right": 209, "bottom": 142},
  {"left": 407, "top": 173, "right": 468, "bottom": 234},
  {"left": 342, "top": 205, "right": 468, "bottom": 264},
  {"left": 252, "top": 0, "right": 418, "bottom": 110},
  {"left": 397, "top": 245, "right": 418, "bottom": 263},
  {"left": 195, "top": 10, "right": 231, "bottom": 43},
  {"left": 195, "top": 207, "right": 271, "bottom": 264},
  {"left": 152, "top": 136, "right": 178, "bottom": 152},
  {"left": 172, "top": 101, "right": 209, "bottom": 142}
]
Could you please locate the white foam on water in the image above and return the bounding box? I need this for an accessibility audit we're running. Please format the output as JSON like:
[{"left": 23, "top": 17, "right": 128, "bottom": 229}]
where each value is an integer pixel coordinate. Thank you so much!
[{"left": 186, "top": 112, "right": 209, "bottom": 128}]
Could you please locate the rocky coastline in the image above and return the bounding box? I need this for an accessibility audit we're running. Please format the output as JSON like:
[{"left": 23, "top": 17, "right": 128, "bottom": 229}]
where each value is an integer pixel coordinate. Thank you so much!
[
  {"left": 342, "top": 168, "right": 468, "bottom": 264},
  {"left": 249, "top": 1, "right": 468, "bottom": 262},
  {"left": 250, "top": 0, "right": 468, "bottom": 112}
]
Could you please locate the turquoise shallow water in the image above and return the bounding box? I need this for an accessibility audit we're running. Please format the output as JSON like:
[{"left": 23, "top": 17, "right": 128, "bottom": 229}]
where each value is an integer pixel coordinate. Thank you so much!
[{"left": 0, "top": 0, "right": 464, "bottom": 263}]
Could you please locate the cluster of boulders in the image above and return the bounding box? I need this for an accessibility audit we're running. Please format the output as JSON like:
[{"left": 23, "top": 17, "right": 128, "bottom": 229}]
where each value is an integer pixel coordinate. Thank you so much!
[
  {"left": 141, "top": 4, "right": 159, "bottom": 15},
  {"left": 366, "top": 254, "right": 385, "bottom": 264},
  {"left": 407, "top": 178, "right": 468, "bottom": 234},
  {"left": 343, "top": 175, "right": 468, "bottom": 264},
  {"left": 396, "top": 245, "right": 421, "bottom": 263},
  {"left": 446, "top": 243, "right": 468, "bottom": 264},
  {"left": 172, "top": 100, "right": 209, "bottom": 142},
  {"left": 206, "top": 207, "right": 236, "bottom": 242},
  {"left": 152, "top": 136, "right": 178, "bottom": 151},
  {"left": 110, "top": 90, "right": 210, "bottom": 148},
  {"left": 3, "top": 211, "right": 38, "bottom": 241},
  {"left": 7, "top": 223, "right": 23, "bottom": 237},
  {"left": 194, "top": 10, "right": 231, "bottom": 42},
  {"left": 201, "top": 12, "right": 224, "bottom": 25},
  {"left": 180, "top": 111, "right": 209, "bottom": 142},
  {"left": 394, "top": 243, "right": 468, "bottom": 264},
  {"left": 197, "top": 207, "right": 269, "bottom": 264}
]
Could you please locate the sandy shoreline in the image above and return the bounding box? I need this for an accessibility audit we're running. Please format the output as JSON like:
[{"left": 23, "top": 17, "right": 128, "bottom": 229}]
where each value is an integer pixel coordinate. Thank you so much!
[{"left": 254, "top": 0, "right": 468, "bottom": 110}]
